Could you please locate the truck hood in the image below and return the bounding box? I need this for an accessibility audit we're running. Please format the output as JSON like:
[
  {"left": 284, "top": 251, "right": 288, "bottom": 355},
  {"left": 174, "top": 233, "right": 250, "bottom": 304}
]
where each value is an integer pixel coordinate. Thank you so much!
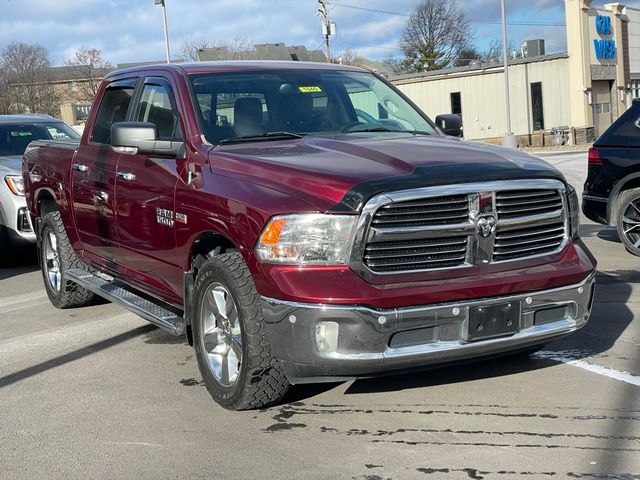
[
  {"left": 210, "top": 134, "right": 565, "bottom": 212},
  {"left": 0, "top": 156, "right": 22, "bottom": 176}
]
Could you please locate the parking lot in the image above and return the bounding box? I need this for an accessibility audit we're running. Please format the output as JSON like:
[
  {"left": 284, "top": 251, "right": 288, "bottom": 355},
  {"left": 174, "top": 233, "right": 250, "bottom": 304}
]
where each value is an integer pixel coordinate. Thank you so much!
[{"left": 0, "top": 151, "right": 639, "bottom": 480}]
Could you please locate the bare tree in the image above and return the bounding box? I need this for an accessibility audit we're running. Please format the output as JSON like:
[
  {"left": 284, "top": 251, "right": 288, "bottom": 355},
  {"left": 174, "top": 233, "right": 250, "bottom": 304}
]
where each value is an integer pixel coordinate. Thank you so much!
[
  {"left": 178, "top": 37, "right": 214, "bottom": 62},
  {"left": 64, "top": 47, "right": 112, "bottom": 103},
  {"left": 1, "top": 41, "right": 60, "bottom": 116},
  {"left": 400, "top": 0, "right": 473, "bottom": 72},
  {"left": 180, "top": 36, "right": 253, "bottom": 61},
  {"left": 482, "top": 38, "right": 522, "bottom": 63},
  {"left": 0, "top": 69, "right": 11, "bottom": 115},
  {"left": 336, "top": 48, "right": 366, "bottom": 66}
]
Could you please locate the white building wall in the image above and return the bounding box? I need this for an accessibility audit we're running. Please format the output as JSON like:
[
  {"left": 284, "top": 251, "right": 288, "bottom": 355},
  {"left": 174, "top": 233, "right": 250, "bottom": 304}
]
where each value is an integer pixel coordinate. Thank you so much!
[
  {"left": 394, "top": 57, "right": 571, "bottom": 141},
  {"left": 624, "top": 7, "right": 640, "bottom": 76}
]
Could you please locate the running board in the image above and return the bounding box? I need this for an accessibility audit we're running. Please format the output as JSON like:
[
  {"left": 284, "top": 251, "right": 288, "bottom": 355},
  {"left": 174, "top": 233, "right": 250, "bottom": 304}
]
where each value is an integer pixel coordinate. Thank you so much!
[{"left": 66, "top": 268, "right": 186, "bottom": 336}]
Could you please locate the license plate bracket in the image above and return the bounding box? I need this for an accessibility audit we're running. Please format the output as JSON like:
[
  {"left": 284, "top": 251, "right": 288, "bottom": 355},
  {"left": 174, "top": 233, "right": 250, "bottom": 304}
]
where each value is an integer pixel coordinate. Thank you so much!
[{"left": 467, "top": 302, "right": 520, "bottom": 342}]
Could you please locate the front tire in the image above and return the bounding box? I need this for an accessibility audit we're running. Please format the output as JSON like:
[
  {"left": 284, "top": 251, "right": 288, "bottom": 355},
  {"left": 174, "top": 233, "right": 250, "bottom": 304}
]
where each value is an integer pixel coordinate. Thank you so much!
[
  {"left": 616, "top": 188, "right": 640, "bottom": 256},
  {"left": 192, "top": 252, "right": 289, "bottom": 410},
  {"left": 40, "top": 211, "right": 94, "bottom": 308}
]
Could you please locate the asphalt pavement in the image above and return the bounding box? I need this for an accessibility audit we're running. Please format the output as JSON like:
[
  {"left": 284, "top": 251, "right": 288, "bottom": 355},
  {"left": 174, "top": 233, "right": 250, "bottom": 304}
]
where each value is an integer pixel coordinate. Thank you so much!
[{"left": 0, "top": 151, "right": 639, "bottom": 480}]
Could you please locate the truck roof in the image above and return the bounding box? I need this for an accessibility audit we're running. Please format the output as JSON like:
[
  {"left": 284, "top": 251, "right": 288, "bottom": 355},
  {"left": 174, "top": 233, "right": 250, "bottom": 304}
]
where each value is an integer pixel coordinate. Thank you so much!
[
  {"left": 0, "top": 114, "right": 58, "bottom": 124},
  {"left": 106, "top": 60, "right": 369, "bottom": 79}
]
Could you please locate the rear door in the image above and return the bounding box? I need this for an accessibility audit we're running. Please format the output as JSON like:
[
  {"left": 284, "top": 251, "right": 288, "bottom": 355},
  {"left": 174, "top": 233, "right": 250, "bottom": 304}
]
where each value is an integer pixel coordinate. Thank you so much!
[
  {"left": 114, "top": 77, "right": 184, "bottom": 302},
  {"left": 72, "top": 78, "right": 137, "bottom": 268}
]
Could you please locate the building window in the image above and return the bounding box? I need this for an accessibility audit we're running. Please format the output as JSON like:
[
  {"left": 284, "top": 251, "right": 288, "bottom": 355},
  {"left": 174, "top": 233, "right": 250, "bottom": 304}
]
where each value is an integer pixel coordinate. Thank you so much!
[
  {"left": 593, "top": 102, "right": 611, "bottom": 115},
  {"left": 632, "top": 81, "right": 640, "bottom": 99},
  {"left": 450, "top": 92, "right": 462, "bottom": 116},
  {"left": 531, "top": 82, "right": 544, "bottom": 131}
]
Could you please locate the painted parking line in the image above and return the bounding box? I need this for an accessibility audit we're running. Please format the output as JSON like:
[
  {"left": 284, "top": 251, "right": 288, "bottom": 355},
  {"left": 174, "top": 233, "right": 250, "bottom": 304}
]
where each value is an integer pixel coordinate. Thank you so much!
[{"left": 534, "top": 350, "right": 640, "bottom": 387}]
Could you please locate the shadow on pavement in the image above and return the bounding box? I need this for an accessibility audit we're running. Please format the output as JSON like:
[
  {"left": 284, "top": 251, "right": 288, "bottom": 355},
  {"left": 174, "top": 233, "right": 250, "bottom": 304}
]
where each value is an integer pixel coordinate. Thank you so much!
[
  {"left": 0, "top": 247, "right": 38, "bottom": 280},
  {"left": 580, "top": 224, "right": 619, "bottom": 244},
  {"left": 0, "top": 324, "right": 155, "bottom": 389}
]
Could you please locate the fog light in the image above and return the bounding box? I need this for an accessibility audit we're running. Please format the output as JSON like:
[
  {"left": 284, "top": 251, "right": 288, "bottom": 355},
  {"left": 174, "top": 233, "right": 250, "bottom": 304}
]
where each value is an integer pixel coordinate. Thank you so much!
[{"left": 315, "top": 321, "right": 339, "bottom": 353}]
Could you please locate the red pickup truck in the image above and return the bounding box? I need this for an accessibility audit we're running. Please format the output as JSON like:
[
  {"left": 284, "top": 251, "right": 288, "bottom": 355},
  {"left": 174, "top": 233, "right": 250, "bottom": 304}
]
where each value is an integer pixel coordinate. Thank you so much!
[{"left": 23, "top": 62, "right": 596, "bottom": 410}]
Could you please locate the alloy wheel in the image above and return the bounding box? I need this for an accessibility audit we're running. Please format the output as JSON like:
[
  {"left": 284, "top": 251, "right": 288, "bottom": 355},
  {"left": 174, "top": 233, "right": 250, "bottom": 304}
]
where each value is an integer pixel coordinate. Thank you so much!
[{"left": 199, "top": 282, "right": 243, "bottom": 387}]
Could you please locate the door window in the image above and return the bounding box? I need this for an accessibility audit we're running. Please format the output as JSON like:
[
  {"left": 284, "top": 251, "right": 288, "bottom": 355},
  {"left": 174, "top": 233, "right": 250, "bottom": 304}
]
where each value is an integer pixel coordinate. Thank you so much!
[
  {"left": 135, "top": 84, "right": 182, "bottom": 139},
  {"left": 90, "top": 83, "right": 135, "bottom": 144}
]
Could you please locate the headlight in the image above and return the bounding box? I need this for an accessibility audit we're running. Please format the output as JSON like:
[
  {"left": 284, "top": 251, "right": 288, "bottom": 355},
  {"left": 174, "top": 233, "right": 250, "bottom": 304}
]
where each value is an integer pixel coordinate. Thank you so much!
[
  {"left": 4, "top": 175, "right": 25, "bottom": 196},
  {"left": 567, "top": 185, "right": 580, "bottom": 239},
  {"left": 255, "top": 214, "right": 358, "bottom": 265}
]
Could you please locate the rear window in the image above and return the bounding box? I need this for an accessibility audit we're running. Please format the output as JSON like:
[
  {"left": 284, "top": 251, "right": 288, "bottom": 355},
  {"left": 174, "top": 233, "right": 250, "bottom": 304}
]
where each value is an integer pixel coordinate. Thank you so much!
[
  {"left": 0, "top": 123, "right": 79, "bottom": 156},
  {"left": 597, "top": 101, "right": 640, "bottom": 146}
]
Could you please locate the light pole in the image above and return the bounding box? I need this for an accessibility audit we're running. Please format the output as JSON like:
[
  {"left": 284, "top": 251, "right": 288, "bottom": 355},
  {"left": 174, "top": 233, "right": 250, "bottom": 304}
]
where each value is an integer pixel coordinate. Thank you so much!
[
  {"left": 155, "top": 0, "right": 171, "bottom": 63},
  {"left": 501, "top": 0, "right": 517, "bottom": 148}
]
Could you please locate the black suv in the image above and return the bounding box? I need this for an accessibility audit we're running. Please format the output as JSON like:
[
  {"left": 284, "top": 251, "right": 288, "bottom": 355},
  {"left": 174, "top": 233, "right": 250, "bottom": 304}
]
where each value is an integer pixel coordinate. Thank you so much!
[{"left": 583, "top": 98, "right": 640, "bottom": 256}]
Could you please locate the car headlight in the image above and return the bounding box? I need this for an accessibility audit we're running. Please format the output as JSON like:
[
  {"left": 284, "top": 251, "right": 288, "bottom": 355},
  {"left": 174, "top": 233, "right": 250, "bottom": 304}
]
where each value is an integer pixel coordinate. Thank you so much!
[
  {"left": 567, "top": 185, "right": 580, "bottom": 239},
  {"left": 255, "top": 214, "right": 358, "bottom": 265},
  {"left": 4, "top": 175, "right": 25, "bottom": 196}
]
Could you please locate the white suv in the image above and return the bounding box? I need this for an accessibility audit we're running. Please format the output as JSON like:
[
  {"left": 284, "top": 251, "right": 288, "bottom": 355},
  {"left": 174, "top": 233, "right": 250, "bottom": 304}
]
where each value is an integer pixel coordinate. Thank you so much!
[{"left": 0, "top": 115, "right": 80, "bottom": 257}]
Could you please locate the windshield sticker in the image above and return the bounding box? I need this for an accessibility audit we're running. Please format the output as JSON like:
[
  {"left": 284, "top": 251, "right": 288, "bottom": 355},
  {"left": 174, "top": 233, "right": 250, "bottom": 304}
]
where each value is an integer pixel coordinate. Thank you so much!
[{"left": 299, "top": 86, "right": 322, "bottom": 93}]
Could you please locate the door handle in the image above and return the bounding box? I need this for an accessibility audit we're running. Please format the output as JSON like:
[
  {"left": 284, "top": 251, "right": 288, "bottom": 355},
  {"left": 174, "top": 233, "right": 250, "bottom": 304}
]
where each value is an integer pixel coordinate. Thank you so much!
[
  {"left": 116, "top": 171, "right": 136, "bottom": 182},
  {"left": 93, "top": 191, "right": 109, "bottom": 204},
  {"left": 72, "top": 163, "right": 89, "bottom": 173}
]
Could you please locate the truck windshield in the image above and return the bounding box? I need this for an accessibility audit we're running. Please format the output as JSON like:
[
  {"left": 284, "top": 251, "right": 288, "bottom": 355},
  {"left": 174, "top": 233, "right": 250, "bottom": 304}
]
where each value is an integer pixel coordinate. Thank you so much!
[
  {"left": 189, "top": 69, "right": 435, "bottom": 144},
  {"left": 0, "top": 122, "right": 80, "bottom": 156}
]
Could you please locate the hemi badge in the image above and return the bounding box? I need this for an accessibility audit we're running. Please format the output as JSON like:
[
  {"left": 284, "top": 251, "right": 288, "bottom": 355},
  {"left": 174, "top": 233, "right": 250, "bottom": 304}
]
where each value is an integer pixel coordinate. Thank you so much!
[{"left": 175, "top": 213, "right": 188, "bottom": 225}]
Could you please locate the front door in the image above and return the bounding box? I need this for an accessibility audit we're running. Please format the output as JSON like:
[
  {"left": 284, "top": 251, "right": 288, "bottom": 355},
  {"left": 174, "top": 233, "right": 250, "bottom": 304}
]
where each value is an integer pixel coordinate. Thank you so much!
[
  {"left": 592, "top": 80, "right": 614, "bottom": 138},
  {"left": 114, "top": 78, "right": 184, "bottom": 302},
  {"left": 72, "top": 79, "right": 136, "bottom": 268}
]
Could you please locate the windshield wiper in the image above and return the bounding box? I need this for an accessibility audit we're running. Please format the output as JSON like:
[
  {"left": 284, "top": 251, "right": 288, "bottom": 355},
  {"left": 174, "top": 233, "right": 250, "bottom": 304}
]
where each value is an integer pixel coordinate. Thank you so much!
[
  {"left": 343, "top": 127, "right": 431, "bottom": 136},
  {"left": 218, "top": 131, "right": 305, "bottom": 145}
]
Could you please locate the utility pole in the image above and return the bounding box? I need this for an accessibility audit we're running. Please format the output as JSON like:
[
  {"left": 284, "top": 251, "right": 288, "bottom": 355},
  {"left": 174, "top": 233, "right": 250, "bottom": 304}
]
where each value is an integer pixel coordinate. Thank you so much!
[
  {"left": 317, "top": 0, "right": 335, "bottom": 63},
  {"left": 154, "top": 0, "right": 171, "bottom": 63},
  {"left": 500, "top": 0, "right": 516, "bottom": 148}
]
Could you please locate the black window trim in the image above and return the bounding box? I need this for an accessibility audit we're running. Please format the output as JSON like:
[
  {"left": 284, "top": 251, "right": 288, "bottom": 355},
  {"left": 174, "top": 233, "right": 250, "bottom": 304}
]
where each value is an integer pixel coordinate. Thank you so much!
[
  {"left": 88, "top": 77, "right": 140, "bottom": 147},
  {"left": 130, "top": 76, "right": 183, "bottom": 141}
]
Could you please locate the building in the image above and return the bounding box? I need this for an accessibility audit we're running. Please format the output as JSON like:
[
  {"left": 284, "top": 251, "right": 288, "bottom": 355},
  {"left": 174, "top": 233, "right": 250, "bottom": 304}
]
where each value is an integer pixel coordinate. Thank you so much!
[
  {"left": 197, "top": 42, "right": 327, "bottom": 63},
  {"left": 391, "top": 0, "right": 640, "bottom": 146}
]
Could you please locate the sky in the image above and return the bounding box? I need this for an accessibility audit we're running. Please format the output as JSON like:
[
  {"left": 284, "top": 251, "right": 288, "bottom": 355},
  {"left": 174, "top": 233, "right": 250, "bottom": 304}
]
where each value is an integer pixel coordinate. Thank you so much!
[{"left": 0, "top": 0, "right": 637, "bottom": 66}]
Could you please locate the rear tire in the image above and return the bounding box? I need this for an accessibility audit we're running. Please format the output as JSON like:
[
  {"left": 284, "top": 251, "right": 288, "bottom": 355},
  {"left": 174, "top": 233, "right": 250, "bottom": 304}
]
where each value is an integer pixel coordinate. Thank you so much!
[
  {"left": 40, "top": 210, "right": 94, "bottom": 308},
  {"left": 192, "top": 252, "right": 289, "bottom": 410},
  {"left": 616, "top": 188, "right": 640, "bottom": 256}
]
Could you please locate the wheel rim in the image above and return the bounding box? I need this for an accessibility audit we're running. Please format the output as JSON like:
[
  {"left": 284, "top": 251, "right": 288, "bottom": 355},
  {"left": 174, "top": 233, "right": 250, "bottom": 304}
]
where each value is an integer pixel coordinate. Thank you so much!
[
  {"left": 622, "top": 198, "right": 640, "bottom": 251},
  {"left": 43, "top": 228, "right": 62, "bottom": 293},
  {"left": 199, "top": 282, "right": 243, "bottom": 387}
]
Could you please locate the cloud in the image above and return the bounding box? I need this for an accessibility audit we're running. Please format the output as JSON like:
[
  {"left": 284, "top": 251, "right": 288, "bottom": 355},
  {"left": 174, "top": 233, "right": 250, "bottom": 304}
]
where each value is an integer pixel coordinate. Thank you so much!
[{"left": 0, "top": 0, "right": 636, "bottom": 65}]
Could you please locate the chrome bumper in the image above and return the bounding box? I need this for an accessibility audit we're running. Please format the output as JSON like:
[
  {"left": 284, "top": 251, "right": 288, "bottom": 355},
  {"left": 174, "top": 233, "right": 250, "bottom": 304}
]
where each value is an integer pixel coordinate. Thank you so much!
[{"left": 261, "top": 273, "right": 596, "bottom": 383}]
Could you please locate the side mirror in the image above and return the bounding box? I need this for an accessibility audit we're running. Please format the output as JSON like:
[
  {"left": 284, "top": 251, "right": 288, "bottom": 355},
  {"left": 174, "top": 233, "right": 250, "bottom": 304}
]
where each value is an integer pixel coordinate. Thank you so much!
[
  {"left": 111, "top": 122, "right": 183, "bottom": 157},
  {"left": 435, "top": 114, "right": 463, "bottom": 137}
]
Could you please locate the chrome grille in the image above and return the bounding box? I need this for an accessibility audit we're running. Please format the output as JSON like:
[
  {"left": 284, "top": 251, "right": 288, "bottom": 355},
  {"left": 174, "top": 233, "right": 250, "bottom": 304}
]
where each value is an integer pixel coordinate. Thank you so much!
[
  {"left": 494, "top": 221, "right": 566, "bottom": 261},
  {"left": 354, "top": 180, "right": 569, "bottom": 278},
  {"left": 364, "top": 236, "right": 468, "bottom": 272},
  {"left": 363, "top": 194, "right": 471, "bottom": 273},
  {"left": 496, "top": 190, "right": 563, "bottom": 219},
  {"left": 372, "top": 195, "right": 469, "bottom": 228}
]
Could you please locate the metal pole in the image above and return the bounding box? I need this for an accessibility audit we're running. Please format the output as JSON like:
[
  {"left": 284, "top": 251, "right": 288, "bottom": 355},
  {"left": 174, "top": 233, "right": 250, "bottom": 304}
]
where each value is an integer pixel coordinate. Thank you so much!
[
  {"left": 326, "top": 32, "right": 331, "bottom": 63},
  {"left": 501, "top": 0, "right": 516, "bottom": 148},
  {"left": 160, "top": 1, "right": 171, "bottom": 63}
]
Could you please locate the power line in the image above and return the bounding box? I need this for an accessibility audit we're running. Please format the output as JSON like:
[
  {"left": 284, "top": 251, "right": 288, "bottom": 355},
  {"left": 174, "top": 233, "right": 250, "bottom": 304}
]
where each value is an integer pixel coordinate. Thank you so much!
[{"left": 332, "top": 2, "right": 566, "bottom": 27}]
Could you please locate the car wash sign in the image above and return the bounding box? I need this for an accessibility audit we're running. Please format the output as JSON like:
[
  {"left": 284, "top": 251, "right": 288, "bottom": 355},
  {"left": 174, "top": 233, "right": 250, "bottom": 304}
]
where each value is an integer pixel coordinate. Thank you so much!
[{"left": 594, "top": 16, "right": 616, "bottom": 60}]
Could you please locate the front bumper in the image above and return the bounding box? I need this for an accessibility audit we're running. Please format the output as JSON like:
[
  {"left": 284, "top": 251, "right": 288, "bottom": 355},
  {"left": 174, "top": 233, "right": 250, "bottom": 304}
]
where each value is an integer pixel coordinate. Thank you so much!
[
  {"left": 261, "top": 273, "right": 596, "bottom": 383},
  {"left": 0, "top": 187, "right": 35, "bottom": 245}
]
